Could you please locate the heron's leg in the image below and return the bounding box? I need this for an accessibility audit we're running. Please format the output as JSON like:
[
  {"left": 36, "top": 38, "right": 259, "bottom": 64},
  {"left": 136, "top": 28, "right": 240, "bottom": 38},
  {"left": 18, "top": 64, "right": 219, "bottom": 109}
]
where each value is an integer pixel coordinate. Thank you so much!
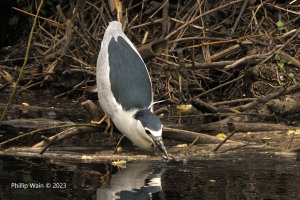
[
  {"left": 91, "top": 115, "right": 113, "bottom": 136},
  {"left": 104, "top": 117, "right": 114, "bottom": 135},
  {"left": 114, "top": 135, "right": 126, "bottom": 153}
]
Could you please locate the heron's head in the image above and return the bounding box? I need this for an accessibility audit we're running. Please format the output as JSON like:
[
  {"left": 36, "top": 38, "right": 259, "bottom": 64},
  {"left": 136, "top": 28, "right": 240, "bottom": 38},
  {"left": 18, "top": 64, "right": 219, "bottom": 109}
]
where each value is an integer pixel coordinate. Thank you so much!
[{"left": 134, "top": 109, "right": 169, "bottom": 160}]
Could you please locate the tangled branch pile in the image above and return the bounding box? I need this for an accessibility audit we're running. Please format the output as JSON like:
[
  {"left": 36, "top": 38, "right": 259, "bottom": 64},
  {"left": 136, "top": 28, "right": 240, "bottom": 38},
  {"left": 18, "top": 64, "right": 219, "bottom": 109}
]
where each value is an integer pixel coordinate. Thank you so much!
[{"left": 1, "top": 0, "right": 299, "bottom": 120}]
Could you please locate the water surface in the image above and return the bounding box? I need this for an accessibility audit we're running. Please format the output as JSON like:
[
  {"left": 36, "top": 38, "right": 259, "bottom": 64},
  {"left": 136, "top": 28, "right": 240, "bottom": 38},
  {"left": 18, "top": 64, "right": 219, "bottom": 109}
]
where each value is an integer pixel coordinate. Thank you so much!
[{"left": 1, "top": 152, "right": 299, "bottom": 200}]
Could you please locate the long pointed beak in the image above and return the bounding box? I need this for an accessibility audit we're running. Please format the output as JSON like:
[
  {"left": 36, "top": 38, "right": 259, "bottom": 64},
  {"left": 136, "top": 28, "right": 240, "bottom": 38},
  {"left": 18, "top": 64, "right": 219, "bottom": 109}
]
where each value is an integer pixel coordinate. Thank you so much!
[{"left": 152, "top": 136, "right": 170, "bottom": 160}]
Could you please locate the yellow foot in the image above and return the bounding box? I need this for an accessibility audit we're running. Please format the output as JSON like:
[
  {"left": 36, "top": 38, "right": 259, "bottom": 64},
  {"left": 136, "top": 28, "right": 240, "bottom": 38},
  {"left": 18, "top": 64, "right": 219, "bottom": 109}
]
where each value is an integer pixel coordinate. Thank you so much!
[{"left": 91, "top": 115, "right": 113, "bottom": 136}]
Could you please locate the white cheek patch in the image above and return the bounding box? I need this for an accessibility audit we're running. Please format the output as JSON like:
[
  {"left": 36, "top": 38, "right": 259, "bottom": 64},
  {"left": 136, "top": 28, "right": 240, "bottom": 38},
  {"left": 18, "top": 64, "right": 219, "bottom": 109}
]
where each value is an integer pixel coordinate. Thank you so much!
[{"left": 145, "top": 126, "right": 163, "bottom": 137}]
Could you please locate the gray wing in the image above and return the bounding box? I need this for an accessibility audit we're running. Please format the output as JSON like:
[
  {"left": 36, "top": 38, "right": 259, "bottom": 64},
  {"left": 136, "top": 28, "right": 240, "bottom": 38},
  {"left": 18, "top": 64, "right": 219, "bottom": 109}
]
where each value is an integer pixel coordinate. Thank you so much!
[{"left": 108, "top": 36, "right": 152, "bottom": 110}]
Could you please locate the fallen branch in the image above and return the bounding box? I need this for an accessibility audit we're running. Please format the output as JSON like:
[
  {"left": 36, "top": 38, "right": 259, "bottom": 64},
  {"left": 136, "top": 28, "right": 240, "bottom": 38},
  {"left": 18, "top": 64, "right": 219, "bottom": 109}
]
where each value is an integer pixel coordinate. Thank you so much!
[
  {"left": 289, "top": 146, "right": 300, "bottom": 152},
  {"left": 224, "top": 51, "right": 273, "bottom": 70},
  {"left": 0, "top": 123, "right": 98, "bottom": 147},
  {"left": 0, "top": 147, "right": 160, "bottom": 163},
  {"left": 228, "top": 122, "right": 300, "bottom": 132},
  {"left": 233, "top": 83, "right": 300, "bottom": 112},
  {"left": 32, "top": 126, "right": 100, "bottom": 153},
  {"left": 163, "top": 127, "right": 239, "bottom": 144},
  {"left": 265, "top": 95, "right": 300, "bottom": 115},
  {"left": 195, "top": 120, "right": 300, "bottom": 133},
  {"left": 211, "top": 44, "right": 241, "bottom": 61},
  {"left": 211, "top": 98, "right": 257, "bottom": 106},
  {"left": 191, "top": 98, "right": 218, "bottom": 113},
  {"left": 231, "top": 0, "right": 249, "bottom": 33}
]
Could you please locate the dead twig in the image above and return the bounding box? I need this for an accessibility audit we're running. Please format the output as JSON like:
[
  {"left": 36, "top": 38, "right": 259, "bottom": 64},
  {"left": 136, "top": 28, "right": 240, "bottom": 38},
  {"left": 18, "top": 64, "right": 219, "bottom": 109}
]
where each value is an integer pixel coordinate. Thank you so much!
[
  {"left": 0, "top": 0, "right": 44, "bottom": 126},
  {"left": 212, "top": 98, "right": 257, "bottom": 106},
  {"left": 232, "top": 0, "right": 249, "bottom": 33},
  {"left": 196, "top": 75, "right": 244, "bottom": 98},
  {"left": 165, "top": 0, "right": 244, "bottom": 39},
  {"left": 225, "top": 51, "right": 274, "bottom": 70},
  {"left": 279, "top": 51, "right": 300, "bottom": 69},
  {"left": 213, "top": 131, "right": 237, "bottom": 152},
  {"left": 12, "top": 6, "right": 63, "bottom": 29}
]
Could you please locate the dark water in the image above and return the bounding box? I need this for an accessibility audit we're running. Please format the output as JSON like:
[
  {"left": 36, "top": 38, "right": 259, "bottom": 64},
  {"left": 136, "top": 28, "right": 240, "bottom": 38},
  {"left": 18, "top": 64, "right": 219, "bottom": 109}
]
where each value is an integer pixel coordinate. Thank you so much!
[{"left": 1, "top": 152, "right": 300, "bottom": 200}]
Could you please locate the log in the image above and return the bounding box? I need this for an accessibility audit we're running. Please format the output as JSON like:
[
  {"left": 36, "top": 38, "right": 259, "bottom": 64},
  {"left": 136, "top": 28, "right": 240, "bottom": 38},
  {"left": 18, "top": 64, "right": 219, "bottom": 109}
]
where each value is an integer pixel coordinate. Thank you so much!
[
  {"left": 191, "top": 98, "right": 218, "bottom": 113},
  {"left": 0, "top": 147, "right": 160, "bottom": 163},
  {"left": 228, "top": 122, "right": 300, "bottom": 132},
  {"left": 195, "top": 121, "right": 300, "bottom": 133},
  {"left": 163, "top": 127, "right": 239, "bottom": 144}
]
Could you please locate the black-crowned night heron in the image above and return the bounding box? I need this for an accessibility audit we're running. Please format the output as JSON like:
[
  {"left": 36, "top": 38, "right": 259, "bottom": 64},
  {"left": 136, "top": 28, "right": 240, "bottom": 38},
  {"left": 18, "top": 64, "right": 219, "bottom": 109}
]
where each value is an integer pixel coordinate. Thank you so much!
[
  {"left": 97, "top": 162, "right": 162, "bottom": 199},
  {"left": 96, "top": 21, "right": 169, "bottom": 160}
]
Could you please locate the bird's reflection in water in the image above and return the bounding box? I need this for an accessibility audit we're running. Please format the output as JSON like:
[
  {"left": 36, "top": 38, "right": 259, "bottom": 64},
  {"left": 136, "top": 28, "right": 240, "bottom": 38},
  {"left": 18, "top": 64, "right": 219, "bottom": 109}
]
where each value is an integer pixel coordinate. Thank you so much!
[{"left": 97, "top": 162, "right": 164, "bottom": 200}]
